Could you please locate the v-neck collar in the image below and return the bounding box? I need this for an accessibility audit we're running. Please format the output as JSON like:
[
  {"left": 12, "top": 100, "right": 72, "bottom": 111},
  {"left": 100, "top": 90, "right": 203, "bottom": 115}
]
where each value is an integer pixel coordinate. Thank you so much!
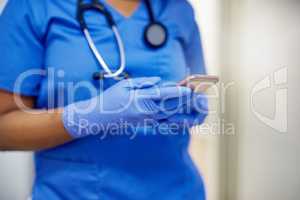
[{"left": 101, "top": 0, "right": 145, "bottom": 22}]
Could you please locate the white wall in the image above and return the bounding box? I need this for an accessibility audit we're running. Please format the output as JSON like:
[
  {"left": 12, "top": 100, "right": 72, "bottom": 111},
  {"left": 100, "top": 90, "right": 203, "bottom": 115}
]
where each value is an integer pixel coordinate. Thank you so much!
[
  {"left": 189, "top": 1, "right": 223, "bottom": 200},
  {"left": 0, "top": 153, "right": 33, "bottom": 200},
  {"left": 223, "top": 0, "right": 300, "bottom": 199}
]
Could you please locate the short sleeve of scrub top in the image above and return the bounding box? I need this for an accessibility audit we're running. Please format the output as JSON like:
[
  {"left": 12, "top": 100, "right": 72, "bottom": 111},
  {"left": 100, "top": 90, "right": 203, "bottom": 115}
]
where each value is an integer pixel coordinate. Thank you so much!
[{"left": 0, "top": 0, "right": 44, "bottom": 96}]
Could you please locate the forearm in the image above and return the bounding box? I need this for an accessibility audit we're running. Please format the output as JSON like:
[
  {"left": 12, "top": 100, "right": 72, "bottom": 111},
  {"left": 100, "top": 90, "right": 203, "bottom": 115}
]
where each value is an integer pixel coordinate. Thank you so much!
[{"left": 0, "top": 109, "right": 72, "bottom": 151}]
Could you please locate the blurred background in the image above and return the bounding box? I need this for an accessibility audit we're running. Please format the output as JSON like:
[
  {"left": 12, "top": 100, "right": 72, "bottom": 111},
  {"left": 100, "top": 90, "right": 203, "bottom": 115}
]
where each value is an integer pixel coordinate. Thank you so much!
[{"left": 0, "top": 0, "right": 299, "bottom": 199}]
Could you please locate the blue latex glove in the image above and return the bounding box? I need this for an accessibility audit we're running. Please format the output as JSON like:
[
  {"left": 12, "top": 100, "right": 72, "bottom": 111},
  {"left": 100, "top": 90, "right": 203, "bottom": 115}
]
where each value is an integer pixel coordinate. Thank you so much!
[
  {"left": 62, "top": 77, "right": 192, "bottom": 138},
  {"left": 161, "top": 93, "right": 208, "bottom": 128}
]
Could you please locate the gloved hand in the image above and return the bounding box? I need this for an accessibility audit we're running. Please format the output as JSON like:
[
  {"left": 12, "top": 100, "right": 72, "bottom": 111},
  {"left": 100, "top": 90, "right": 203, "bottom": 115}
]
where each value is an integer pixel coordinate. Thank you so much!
[
  {"left": 62, "top": 77, "right": 192, "bottom": 138},
  {"left": 160, "top": 92, "right": 208, "bottom": 129}
]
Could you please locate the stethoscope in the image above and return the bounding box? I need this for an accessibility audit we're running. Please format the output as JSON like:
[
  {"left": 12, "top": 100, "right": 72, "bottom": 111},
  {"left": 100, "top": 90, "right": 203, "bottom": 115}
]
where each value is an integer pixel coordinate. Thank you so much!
[{"left": 77, "top": 0, "right": 168, "bottom": 80}]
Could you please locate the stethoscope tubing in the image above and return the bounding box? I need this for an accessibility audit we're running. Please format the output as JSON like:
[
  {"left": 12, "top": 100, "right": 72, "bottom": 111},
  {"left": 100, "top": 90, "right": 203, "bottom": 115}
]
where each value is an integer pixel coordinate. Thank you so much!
[
  {"left": 78, "top": 0, "right": 167, "bottom": 80},
  {"left": 83, "top": 26, "right": 126, "bottom": 78}
]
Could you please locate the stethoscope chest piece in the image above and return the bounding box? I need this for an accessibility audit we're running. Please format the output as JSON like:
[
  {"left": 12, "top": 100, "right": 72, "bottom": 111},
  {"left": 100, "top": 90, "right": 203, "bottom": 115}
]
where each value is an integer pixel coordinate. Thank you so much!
[{"left": 144, "top": 22, "right": 168, "bottom": 49}]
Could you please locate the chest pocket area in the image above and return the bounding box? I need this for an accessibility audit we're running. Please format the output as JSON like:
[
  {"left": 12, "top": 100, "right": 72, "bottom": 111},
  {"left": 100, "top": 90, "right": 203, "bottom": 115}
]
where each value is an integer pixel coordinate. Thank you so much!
[{"left": 154, "top": 24, "right": 188, "bottom": 82}]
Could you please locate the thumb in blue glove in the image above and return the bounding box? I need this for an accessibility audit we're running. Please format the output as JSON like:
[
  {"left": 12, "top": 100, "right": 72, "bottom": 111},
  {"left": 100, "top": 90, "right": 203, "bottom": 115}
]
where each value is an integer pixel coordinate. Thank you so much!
[{"left": 162, "top": 93, "right": 209, "bottom": 128}]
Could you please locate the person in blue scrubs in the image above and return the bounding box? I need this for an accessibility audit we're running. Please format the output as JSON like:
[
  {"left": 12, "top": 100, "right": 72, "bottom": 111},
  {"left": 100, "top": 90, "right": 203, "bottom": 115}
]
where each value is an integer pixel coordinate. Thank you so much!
[{"left": 0, "top": 0, "right": 208, "bottom": 199}]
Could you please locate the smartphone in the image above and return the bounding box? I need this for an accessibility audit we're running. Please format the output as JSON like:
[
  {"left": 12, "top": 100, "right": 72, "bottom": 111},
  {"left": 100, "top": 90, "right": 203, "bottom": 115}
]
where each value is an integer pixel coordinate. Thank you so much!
[{"left": 178, "top": 74, "right": 219, "bottom": 93}]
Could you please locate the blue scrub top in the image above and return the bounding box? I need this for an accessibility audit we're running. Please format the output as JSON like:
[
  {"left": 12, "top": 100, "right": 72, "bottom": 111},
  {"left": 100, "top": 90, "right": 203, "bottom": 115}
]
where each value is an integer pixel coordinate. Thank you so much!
[{"left": 0, "top": 0, "right": 206, "bottom": 199}]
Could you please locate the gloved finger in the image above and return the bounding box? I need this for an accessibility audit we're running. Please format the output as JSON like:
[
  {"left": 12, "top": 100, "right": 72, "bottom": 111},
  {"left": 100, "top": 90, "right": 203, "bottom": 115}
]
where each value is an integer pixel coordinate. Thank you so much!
[
  {"left": 156, "top": 95, "right": 190, "bottom": 113},
  {"left": 137, "top": 86, "right": 192, "bottom": 100},
  {"left": 124, "top": 77, "right": 161, "bottom": 89},
  {"left": 135, "top": 86, "right": 192, "bottom": 117},
  {"left": 138, "top": 98, "right": 161, "bottom": 114},
  {"left": 190, "top": 93, "right": 208, "bottom": 113},
  {"left": 158, "top": 86, "right": 192, "bottom": 100},
  {"left": 175, "top": 93, "right": 207, "bottom": 112},
  {"left": 155, "top": 87, "right": 192, "bottom": 116},
  {"left": 138, "top": 99, "right": 175, "bottom": 121}
]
